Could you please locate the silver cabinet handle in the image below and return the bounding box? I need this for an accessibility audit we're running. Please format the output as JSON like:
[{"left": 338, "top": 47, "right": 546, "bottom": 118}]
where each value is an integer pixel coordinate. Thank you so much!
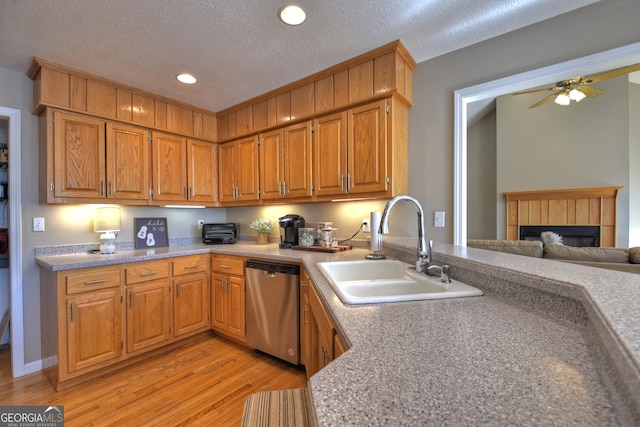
[
  {"left": 141, "top": 271, "right": 158, "bottom": 277},
  {"left": 184, "top": 264, "right": 199, "bottom": 269},
  {"left": 303, "top": 306, "right": 308, "bottom": 324},
  {"left": 129, "top": 292, "right": 134, "bottom": 308},
  {"left": 218, "top": 264, "right": 230, "bottom": 269},
  {"left": 341, "top": 174, "right": 345, "bottom": 191},
  {"left": 176, "top": 283, "right": 180, "bottom": 297},
  {"left": 70, "top": 303, "right": 75, "bottom": 321},
  {"left": 84, "top": 279, "right": 107, "bottom": 285}
]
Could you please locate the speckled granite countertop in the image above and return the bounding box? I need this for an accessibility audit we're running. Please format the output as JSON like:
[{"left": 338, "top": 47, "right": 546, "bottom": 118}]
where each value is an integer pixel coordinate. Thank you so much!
[{"left": 36, "top": 239, "right": 640, "bottom": 425}]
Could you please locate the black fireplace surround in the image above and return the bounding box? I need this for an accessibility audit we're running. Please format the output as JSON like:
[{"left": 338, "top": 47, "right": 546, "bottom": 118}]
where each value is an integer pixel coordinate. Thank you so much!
[{"left": 519, "top": 225, "right": 601, "bottom": 247}]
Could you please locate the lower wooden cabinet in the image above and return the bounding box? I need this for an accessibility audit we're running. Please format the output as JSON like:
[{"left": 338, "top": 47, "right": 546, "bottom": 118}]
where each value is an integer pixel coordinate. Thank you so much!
[
  {"left": 300, "top": 267, "right": 347, "bottom": 378},
  {"left": 40, "top": 254, "right": 210, "bottom": 390},
  {"left": 66, "top": 287, "right": 123, "bottom": 374},
  {"left": 211, "top": 254, "right": 246, "bottom": 341}
]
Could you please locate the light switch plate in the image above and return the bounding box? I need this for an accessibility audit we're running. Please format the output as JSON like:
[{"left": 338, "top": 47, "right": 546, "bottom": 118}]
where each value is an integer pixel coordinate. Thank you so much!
[
  {"left": 33, "top": 217, "right": 45, "bottom": 232},
  {"left": 434, "top": 211, "right": 445, "bottom": 228}
]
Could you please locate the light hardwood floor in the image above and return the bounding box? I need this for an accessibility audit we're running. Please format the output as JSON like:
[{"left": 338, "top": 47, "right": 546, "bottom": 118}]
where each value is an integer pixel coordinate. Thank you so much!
[{"left": 0, "top": 333, "right": 308, "bottom": 426}]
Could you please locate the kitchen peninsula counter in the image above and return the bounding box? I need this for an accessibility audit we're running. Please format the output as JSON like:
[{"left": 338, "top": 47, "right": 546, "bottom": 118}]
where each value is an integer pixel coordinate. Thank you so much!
[{"left": 36, "top": 239, "right": 640, "bottom": 425}]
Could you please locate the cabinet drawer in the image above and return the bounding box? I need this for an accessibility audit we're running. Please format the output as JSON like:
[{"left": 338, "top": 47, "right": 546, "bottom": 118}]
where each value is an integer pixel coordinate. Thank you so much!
[
  {"left": 125, "top": 260, "right": 170, "bottom": 285},
  {"left": 65, "top": 265, "right": 121, "bottom": 295},
  {"left": 211, "top": 254, "right": 245, "bottom": 276},
  {"left": 173, "top": 254, "right": 209, "bottom": 276}
]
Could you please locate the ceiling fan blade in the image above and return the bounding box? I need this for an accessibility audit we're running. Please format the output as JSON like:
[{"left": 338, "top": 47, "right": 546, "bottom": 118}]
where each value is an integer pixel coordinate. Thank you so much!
[
  {"left": 512, "top": 87, "right": 555, "bottom": 95},
  {"left": 582, "top": 63, "right": 640, "bottom": 84},
  {"left": 529, "top": 92, "right": 559, "bottom": 108},
  {"left": 579, "top": 85, "right": 604, "bottom": 98}
]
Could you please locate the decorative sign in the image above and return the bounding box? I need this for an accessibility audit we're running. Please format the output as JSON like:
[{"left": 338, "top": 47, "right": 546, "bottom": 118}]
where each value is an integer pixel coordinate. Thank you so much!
[{"left": 134, "top": 217, "right": 169, "bottom": 249}]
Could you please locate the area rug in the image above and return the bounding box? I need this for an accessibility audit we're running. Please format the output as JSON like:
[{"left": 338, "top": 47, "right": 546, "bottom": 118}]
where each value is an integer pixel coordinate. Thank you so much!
[{"left": 241, "top": 388, "right": 311, "bottom": 427}]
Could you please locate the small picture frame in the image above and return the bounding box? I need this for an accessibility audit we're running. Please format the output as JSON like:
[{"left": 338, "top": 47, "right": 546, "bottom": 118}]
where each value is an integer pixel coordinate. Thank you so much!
[{"left": 134, "top": 217, "right": 169, "bottom": 249}]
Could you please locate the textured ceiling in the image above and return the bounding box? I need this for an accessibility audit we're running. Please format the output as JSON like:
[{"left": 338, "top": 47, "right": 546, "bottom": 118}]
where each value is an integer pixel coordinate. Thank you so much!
[{"left": 0, "top": 0, "right": 599, "bottom": 113}]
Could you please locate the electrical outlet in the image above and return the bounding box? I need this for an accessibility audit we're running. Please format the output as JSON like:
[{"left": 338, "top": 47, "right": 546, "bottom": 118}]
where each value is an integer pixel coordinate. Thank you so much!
[
  {"left": 33, "top": 217, "right": 45, "bottom": 232},
  {"left": 197, "top": 219, "right": 205, "bottom": 230},
  {"left": 362, "top": 218, "right": 370, "bottom": 233},
  {"left": 434, "top": 211, "right": 445, "bottom": 228}
]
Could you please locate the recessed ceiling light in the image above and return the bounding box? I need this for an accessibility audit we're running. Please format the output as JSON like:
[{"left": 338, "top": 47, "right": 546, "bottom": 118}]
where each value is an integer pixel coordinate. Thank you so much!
[
  {"left": 279, "top": 5, "right": 306, "bottom": 26},
  {"left": 176, "top": 73, "right": 197, "bottom": 84}
]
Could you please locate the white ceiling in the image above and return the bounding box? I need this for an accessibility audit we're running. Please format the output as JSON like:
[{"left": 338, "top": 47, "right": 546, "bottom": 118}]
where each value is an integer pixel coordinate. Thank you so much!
[{"left": 0, "top": 0, "right": 599, "bottom": 113}]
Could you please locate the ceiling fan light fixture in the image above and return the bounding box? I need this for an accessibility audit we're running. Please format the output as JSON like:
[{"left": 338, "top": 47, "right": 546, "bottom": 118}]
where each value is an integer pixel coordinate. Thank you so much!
[
  {"left": 554, "top": 91, "right": 571, "bottom": 106},
  {"left": 279, "top": 5, "right": 306, "bottom": 26},
  {"left": 569, "top": 88, "right": 586, "bottom": 102}
]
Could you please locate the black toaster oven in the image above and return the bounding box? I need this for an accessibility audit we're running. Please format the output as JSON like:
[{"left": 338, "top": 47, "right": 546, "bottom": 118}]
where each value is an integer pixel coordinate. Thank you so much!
[{"left": 202, "top": 223, "right": 238, "bottom": 244}]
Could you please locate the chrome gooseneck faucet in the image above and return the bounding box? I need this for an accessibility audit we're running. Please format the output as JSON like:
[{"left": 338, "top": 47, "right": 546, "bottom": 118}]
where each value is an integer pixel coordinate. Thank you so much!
[
  {"left": 378, "top": 195, "right": 451, "bottom": 282},
  {"left": 379, "top": 195, "right": 429, "bottom": 272}
]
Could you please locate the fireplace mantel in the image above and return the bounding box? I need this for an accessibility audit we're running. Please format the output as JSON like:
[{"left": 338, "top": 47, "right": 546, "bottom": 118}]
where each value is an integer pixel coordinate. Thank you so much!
[{"left": 503, "top": 186, "right": 622, "bottom": 247}]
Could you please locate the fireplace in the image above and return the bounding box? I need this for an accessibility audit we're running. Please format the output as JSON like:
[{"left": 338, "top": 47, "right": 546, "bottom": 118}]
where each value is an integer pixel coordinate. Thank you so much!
[
  {"left": 503, "top": 186, "right": 621, "bottom": 247},
  {"left": 519, "top": 225, "right": 601, "bottom": 247}
]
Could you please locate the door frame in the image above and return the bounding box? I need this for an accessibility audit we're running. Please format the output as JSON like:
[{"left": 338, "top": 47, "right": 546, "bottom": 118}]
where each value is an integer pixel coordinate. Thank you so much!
[{"left": 0, "top": 106, "right": 24, "bottom": 377}]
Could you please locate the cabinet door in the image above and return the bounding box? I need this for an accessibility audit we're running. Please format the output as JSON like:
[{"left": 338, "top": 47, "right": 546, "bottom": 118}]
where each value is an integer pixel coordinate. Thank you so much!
[
  {"left": 300, "top": 279, "right": 311, "bottom": 369},
  {"left": 126, "top": 281, "right": 171, "bottom": 353},
  {"left": 174, "top": 272, "right": 210, "bottom": 337},
  {"left": 66, "top": 289, "right": 122, "bottom": 373},
  {"left": 259, "top": 129, "right": 284, "bottom": 200},
  {"left": 211, "top": 273, "right": 228, "bottom": 330},
  {"left": 217, "top": 142, "right": 237, "bottom": 203},
  {"left": 152, "top": 132, "right": 187, "bottom": 202},
  {"left": 236, "top": 135, "right": 260, "bottom": 201},
  {"left": 53, "top": 110, "right": 106, "bottom": 198},
  {"left": 282, "top": 121, "right": 312, "bottom": 198},
  {"left": 226, "top": 275, "right": 246, "bottom": 339},
  {"left": 187, "top": 139, "right": 218, "bottom": 204},
  {"left": 313, "top": 112, "right": 347, "bottom": 196},
  {"left": 347, "top": 100, "right": 387, "bottom": 194},
  {"left": 106, "top": 122, "right": 150, "bottom": 200}
]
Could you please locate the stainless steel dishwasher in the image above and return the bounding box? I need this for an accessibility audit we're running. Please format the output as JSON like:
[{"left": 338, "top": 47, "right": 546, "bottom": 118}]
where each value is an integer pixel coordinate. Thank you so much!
[{"left": 245, "top": 259, "right": 300, "bottom": 364}]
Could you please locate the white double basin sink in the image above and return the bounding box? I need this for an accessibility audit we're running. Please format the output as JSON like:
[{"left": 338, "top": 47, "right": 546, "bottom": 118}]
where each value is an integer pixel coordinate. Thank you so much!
[{"left": 317, "top": 259, "right": 483, "bottom": 304}]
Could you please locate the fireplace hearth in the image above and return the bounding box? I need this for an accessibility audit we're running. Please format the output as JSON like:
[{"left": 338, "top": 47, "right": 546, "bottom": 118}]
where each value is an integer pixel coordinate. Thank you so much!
[{"left": 519, "top": 225, "right": 600, "bottom": 247}]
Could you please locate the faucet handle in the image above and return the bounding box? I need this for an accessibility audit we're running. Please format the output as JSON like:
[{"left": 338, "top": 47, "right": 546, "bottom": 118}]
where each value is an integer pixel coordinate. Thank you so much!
[{"left": 441, "top": 265, "right": 451, "bottom": 283}]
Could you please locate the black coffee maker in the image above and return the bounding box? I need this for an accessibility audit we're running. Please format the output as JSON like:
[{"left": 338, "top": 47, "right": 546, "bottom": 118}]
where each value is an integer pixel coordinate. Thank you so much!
[{"left": 278, "top": 214, "right": 305, "bottom": 248}]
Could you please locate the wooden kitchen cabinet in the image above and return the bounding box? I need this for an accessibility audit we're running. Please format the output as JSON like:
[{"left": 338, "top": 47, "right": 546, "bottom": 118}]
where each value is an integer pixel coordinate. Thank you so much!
[
  {"left": 301, "top": 269, "right": 348, "bottom": 378},
  {"left": 259, "top": 121, "right": 312, "bottom": 200},
  {"left": 187, "top": 139, "right": 218, "bottom": 204},
  {"left": 211, "top": 254, "right": 246, "bottom": 341},
  {"left": 151, "top": 131, "right": 187, "bottom": 202},
  {"left": 50, "top": 110, "right": 106, "bottom": 199},
  {"left": 312, "top": 98, "right": 406, "bottom": 199},
  {"left": 218, "top": 136, "right": 259, "bottom": 204},
  {"left": 173, "top": 255, "right": 210, "bottom": 337},
  {"left": 106, "top": 122, "right": 150, "bottom": 200},
  {"left": 52, "top": 265, "right": 124, "bottom": 383},
  {"left": 299, "top": 269, "right": 312, "bottom": 368},
  {"left": 125, "top": 260, "right": 171, "bottom": 354},
  {"left": 41, "top": 109, "right": 152, "bottom": 204}
]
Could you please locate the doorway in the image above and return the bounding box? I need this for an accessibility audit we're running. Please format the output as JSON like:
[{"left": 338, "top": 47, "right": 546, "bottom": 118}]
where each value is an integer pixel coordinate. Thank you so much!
[{"left": 0, "top": 106, "right": 24, "bottom": 377}]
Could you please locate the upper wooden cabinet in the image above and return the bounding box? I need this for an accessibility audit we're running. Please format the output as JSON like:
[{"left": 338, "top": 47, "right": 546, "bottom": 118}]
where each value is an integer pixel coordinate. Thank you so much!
[
  {"left": 187, "top": 139, "right": 218, "bottom": 204},
  {"left": 106, "top": 122, "right": 150, "bottom": 200},
  {"left": 151, "top": 132, "right": 187, "bottom": 202},
  {"left": 312, "top": 98, "right": 407, "bottom": 199},
  {"left": 42, "top": 109, "right": 152, "bottom": 204},
  {"left": 50, "top": 110, "right": 106, "bottom": 199},
  {"left": 218, "top": 136, "right": 260, "bottom": 204},
  {"left": 216, "top": 40, "right": 414, "bottom": 142},
  {"left": 259, "top": 121, "right": 312, "bottom": 200},
  {"left": 29, "top": 58, "right": 216, "bottom": 141}
]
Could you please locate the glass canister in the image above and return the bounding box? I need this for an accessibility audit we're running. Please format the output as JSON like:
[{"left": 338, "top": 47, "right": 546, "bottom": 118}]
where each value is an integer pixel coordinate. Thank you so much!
[
  {"left": 320, "top": 227, "right": 338, "bottom": 248},
  {"left": 316, "top": 221, "right": 333, "bottom": 244},
  {"left": 298, "top": 228, "right": 315, "bottom": 247}
]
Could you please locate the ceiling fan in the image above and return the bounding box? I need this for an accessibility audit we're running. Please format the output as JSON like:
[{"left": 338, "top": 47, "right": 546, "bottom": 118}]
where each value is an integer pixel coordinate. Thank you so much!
[{"left": 512, "top": 63, "right": 640, "bottom": 108}]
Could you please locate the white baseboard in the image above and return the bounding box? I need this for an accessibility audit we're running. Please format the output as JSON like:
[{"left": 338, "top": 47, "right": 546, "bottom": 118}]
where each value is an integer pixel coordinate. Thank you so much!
[{"left": 23, "top": 359, "right": 42, "bottom": 376}]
